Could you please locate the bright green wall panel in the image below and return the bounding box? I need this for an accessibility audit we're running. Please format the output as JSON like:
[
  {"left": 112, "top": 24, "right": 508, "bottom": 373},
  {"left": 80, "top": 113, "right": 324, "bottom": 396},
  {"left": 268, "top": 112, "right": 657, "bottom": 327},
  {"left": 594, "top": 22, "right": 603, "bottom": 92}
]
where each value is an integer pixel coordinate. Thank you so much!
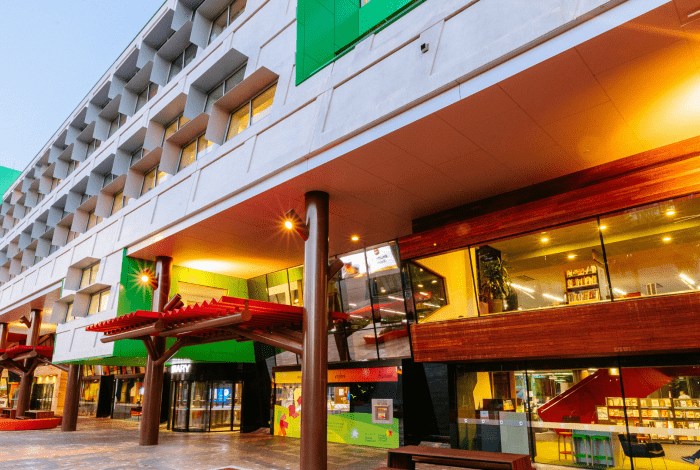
[
  {"left": 170, "top": 265, "right": 248, "bottom": 298},
  {"left": 0, "top": 166, "right": 21, "bottom": 197},
  {"left": 296, "top": 0, "right": 423, "bottom": 84}
]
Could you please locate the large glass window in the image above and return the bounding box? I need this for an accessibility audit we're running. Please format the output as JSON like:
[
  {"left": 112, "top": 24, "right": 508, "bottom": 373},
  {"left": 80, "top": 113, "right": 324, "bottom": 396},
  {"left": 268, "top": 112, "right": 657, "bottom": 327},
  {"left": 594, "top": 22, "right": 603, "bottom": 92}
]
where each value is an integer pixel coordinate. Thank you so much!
[
  {"left": 601, "top": 194, "right": 700, "bottom": 300},
  {"left": 141, "top": 165, "right": 168, "bottom": 196},
  {"left": 178, "top": 134, "right": 213, "bottom": 171},
  {"left": 225, "top": 83, "right": 277, "bottom": 141},
  {"left": 208, "top": 0, "right": 247, "bottom": 44},
  {"left": 163, "top": 115, "right": 190, "bottom": 143}
]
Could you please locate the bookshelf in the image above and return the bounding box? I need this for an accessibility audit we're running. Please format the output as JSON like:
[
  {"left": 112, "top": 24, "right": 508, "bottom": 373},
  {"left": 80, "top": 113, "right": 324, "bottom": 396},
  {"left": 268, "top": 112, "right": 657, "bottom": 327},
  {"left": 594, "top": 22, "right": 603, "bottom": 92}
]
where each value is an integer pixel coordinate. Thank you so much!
[{"left": 565, "top": 266, "right": 602, "bottom": 304}]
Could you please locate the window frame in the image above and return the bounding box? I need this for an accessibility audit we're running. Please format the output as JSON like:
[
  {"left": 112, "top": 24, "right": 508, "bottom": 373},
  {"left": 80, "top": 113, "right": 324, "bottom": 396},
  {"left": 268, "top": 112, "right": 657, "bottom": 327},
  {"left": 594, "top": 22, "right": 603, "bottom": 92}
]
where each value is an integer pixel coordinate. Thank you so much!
[
  {"left": 167, "top": 43, "right": 198, "bottom": 84},
  {"left": 177, "top": 133, "right": 213, "bottom": 172},
  {"left": 80, "top": 263, "right": 100, "bottom": 289},
  {"left": 208, "top": 0, "right": 247, "bottom": 45},
  {"left": 225, "top": 82, "right": 277, "bottom": 142},
  {"left": 134, "top": 83, "right": 159, "bottom": 113},
  {"left": 204, "top": 63, "right": 247, "bottom": 114},
  {"left": 88, "top": 288, "right": 111, "bottom": 316}
]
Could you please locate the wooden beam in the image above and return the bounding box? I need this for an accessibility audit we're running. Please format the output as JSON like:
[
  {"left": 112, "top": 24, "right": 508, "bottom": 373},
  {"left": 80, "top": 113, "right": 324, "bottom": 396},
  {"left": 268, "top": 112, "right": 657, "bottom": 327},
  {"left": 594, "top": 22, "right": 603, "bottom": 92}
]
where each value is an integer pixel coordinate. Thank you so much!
[
  {"left": 99, "top": 320, "right": 165, "bottom": 343},
  {"left": 228, "top": 327, "right": 303, "bottom": 356},
  {"left": 159, "top": 309, "right": 252, "bottom": 337},
  {"left": 0, "top": 361, "right": 27, "bottom": 375},
  {"left": 153, "top": 337, "right": 195, "bottom": 367},
  {"left": 12, "top": 350, "right": 38, "bottom": 362},
  {"left": 141, "top": 336, "right": 158, "bottom": 362},
  {"left": 36, "top": 357, "right": 69, "bottom": 373}
]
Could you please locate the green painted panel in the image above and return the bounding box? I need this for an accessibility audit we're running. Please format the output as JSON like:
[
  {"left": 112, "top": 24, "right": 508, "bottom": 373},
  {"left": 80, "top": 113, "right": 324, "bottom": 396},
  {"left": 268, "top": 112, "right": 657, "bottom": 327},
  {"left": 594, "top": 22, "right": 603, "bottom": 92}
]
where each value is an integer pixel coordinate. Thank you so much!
[
  {"left": 289, "top": 266, "right": 304, "bottom": 283},
  {"left": 296, "top": 0, "right": 425, "bottom": 84},
  {"left": 170, "top": 265, "right": 248, "bottom": 298},
  {"left": 247, "top": 275, "right": 268, "bottom": 301},
  {"left": 267, "top": 269, "right": 289, "bottom": 287},
  {"left": 0, "top": 166, "right": 21, "bottom": 198}
]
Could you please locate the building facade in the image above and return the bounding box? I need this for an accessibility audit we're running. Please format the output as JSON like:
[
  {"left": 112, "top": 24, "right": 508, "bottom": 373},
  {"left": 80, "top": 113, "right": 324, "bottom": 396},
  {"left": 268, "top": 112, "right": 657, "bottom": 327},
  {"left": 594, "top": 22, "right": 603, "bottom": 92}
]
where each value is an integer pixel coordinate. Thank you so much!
[{"left": 3, "top": 0, "right": 700, "bottom": 464}]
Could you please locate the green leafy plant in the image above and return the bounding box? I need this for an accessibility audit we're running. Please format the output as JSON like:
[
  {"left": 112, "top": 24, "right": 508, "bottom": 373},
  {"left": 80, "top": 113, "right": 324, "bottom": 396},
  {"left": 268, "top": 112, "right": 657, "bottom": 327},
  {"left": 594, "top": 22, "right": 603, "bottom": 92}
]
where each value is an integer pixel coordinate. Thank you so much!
[{"left": 479, "top": 258, "right": 512, "bottom": 302}]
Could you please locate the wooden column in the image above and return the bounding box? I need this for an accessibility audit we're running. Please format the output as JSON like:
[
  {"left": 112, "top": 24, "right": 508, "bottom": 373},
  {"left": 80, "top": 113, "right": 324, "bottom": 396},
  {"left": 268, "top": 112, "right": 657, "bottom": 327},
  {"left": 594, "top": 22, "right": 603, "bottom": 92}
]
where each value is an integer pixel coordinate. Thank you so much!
[
  {"left": 61, "top": 364, "right": 82, "bottom": 431},
  {"left": 139, "top": 256, "right": 171, "bottom": 446},
  {"left": 16, "top": 310, "right": 42, "bottom": 417},
  {"left": 300, "top": 191, "right": 329, "bottom": 470}
]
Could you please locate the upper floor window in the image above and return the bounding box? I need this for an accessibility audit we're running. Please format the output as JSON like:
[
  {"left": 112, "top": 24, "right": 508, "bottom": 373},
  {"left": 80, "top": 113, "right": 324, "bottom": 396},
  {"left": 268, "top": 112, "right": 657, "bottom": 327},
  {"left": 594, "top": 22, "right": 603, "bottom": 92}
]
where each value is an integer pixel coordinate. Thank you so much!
[
  {"left": 86, "top": 138, "right": 101, "bottom": 158},
  {"left": 225, "top": 83, "right": 276, "bottom": 141},
  {"left": 102, "top": 173, "right": 118, "bottom": 188},
  {"left": 179, "top": 134, "right": 213, "bottom": 171},
  {"left": 163, "top": 115, "right": 190, "bottom": 144},
  {"left": 110, "top": 191, "right": 129, "bottom": 216},
  {"left": 50, "top": 178, "right": 60, "bottom": 193},
  {"left": 205, "top": 64, "right": 246, "bottom": 114},
  {"left": 141, "top": 165, "right": 168, "bottom": 196},
  {"left": 66, "top": 159, "right": 79, "bottom": 176},
  {"left": 135, "top": 83, "right": 159, "bottom": 113},
  {"left": 209, "top": 0, "right": 247, "bottom": 44},
  {"left": 167, "top": 44, "right": 198, "bottom": 83},
  {"left": 66, "top": 230, "right": 79, "bottom": 243},
  {"left": 108, "top": 113, "right": 126, "bottom": 138},
  {"left": 130, "top": 148, "right": 144, "bottom": 167},
  {"left": 88, "top": 288, "right": 110, "bottom": 315},
  {"left": 80, "top": 262, "right": 100, "bottom": 289},
  {"left": 86, "top": 210, "right": 102, "bottom": 232},
  {"left": 64, "top": 301, "right": 75, "bottom": 322}
]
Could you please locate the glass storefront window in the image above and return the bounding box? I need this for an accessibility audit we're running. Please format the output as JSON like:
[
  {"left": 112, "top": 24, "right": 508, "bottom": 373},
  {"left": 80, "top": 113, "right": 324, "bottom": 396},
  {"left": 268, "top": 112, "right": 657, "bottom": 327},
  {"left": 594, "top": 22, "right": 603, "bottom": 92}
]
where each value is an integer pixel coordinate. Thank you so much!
[
  {"left": 601, "top": 194, "right": 700, "bottom": 299},
  {"left": 172, "top": 381, "right": 189, "bottom": 430},
  {"left": 473, "top": 220, "right": 608, "bottom": 315},
  {"left": 267, "top": 269, "right": 291, "bottom": 305},
  {"left": 113, "top": 378, "right": 144, "bottom": 420},
  {"left": 365, "top": 242, "right": 410, "bottom": 359},
  {"left": 189, "top": 382, "right": 210, "bottom": 431},
  {"left": 79, "top": 379, "right": 100, "bottom": 416}
]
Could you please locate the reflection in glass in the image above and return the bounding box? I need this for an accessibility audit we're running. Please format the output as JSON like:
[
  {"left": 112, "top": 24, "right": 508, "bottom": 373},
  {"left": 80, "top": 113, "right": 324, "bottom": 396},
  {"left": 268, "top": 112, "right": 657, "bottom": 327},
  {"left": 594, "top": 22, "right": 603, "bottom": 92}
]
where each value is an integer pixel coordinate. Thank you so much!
[
  {"left": 251, "top": 84, "right": 276, "bottom": 124},
  {"left": 474, "top": 220, "right": 607, "bottom": 315},
  {"left": 267, "top": 270, "right": 290, "bottom": 305},
  {"left": 173, "top": 381, "right": 189, "bottom": 430},
  {"left": 601, "top": 195, "right": 700, "bottom": 300},
  {"left": 407, "top": 260, "right": 449, "bottom": 322},
  {"left": 338, "top": 249, "right": 377, "bottom": 361},
  {"left": 210, "top": 381, "right": 233, "bottom": 430},
  {"left": 226, "top": 104, "right": 250, "bottom": 140},
  {"left": 189, "top": 381, "right": 210, "bottom": 431}
]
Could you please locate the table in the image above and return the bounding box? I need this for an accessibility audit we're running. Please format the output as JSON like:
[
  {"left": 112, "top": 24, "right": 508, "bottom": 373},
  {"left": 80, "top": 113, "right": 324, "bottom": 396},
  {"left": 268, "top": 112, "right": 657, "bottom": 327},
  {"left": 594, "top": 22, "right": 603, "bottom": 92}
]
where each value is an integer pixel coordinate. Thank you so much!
[{"left": 385, "top": 446, "right": 532, "bottom": 470}]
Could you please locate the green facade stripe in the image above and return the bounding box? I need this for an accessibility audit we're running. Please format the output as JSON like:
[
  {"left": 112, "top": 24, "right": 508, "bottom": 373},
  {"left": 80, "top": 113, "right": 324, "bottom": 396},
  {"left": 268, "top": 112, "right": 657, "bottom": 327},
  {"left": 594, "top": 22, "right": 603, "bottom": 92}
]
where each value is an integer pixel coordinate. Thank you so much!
[
  {"left": 296, "top": 0, "right": 425, "bottom": 84},
  {"left": 0, "top": 166, "right": 21, "bottom": 199}
]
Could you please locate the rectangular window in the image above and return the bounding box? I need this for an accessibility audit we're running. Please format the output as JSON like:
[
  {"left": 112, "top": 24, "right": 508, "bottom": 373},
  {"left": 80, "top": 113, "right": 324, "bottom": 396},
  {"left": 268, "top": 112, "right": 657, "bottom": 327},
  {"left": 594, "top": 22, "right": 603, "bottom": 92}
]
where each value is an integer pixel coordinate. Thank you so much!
[
  {"left": 162, "top": 115, "right": 190, "bottom": 144},
  {"left": 179, "top": 140, "right": 197, "bottom": 171},
  {"left": 85, "top": 210, "right": 102, "bottom": 231},
  {"left": 88, "top": 289, "right": 110, "bottom": 315},
  {"left": 225, "top": 83, "right": 276, "bottom": 141},
  {"left": 135, "top": 83, "right": 158, "bottom": 113},
  {"left": 86, "top": 139, "right": 101, "bottom": 157},
  {"left": 108, "top": 113, "right": 126, "bottom": 137},
  {"left": 141, "top": 167, "right": 158, "bottom": 195},
  {"left": 67, "top": 160, "right": 79, "bottom": 176},
  {"left": 204, "top": 64, "right": 246, "bottom": 114},
  {"left": 65, "top": 302, "right": 75, "bottom": 322},
  {"left": 110, "top": 191, "right": 128, "bottom": 216},
  {"left": 80, "top": 263, "right": 100, "bottom": 289},
  {"left": 600, "top": 194, "right": 700, "bottom": 300},
  {"left": 130, "top": 148, "right": 144, "bottom": 167},
  {"left": 167, "top": 44, "right": 198, "bottom": 83},
  {"left": 208, "top": 0, "right": 247, "bottom": 45}
]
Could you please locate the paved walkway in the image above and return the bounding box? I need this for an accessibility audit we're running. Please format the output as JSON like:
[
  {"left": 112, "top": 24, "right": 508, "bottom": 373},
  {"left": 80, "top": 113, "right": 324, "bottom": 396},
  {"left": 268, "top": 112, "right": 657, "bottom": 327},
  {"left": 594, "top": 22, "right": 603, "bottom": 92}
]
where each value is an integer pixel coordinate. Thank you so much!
[{"left": 0, "top": 418, "right": 387, "bottom": 470}]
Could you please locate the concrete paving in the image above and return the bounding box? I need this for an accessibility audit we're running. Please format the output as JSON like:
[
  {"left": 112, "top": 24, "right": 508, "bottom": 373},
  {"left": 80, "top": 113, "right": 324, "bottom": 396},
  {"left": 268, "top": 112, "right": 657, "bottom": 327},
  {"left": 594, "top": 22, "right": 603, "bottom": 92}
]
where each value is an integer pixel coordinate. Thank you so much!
[{"left": 0, "top": 418, "right": 388, "bottom": 470}]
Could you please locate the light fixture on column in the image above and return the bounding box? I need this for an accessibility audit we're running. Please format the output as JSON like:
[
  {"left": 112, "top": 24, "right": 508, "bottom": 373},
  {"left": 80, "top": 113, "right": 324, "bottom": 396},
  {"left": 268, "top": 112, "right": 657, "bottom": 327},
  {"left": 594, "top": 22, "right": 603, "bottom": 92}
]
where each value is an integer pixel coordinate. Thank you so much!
[
  {"left": 284, "top": 209, "right": 309, "bottom": 240},
  {"left": 138, "top": 269, "right": 159, "bottom": 289}
]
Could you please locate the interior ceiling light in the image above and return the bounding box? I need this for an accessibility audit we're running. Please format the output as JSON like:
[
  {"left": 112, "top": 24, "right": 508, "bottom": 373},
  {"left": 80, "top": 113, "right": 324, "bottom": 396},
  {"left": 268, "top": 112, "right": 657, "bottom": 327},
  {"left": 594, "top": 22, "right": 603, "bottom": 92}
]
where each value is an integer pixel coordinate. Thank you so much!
[
  {"left": 351, "top": 235, "right": 359, "bottom": 241},
  {"left": 613, "top": 288, "right": 627, "bottom": 296},
  {"left": 666, "top": 209, "right": 676, "bottom": 216},
  {"left": 417, "top": 284, "right": 423, "bottom": 288},
  {"left": 680, "top": 273, "right": 696, "bottom": 286},
  {"left": 663, "top": 236, "right": 672, "bottom": 242},
  {"left": 568, "top": 254, "right": 576, "bottom": 259},
  {"left": 431, "top": 280, "right": 438, "bottom": 284},
  {"left": 599, "top": 225, "right": 607, "bottom": 230},
  {"left": 510, "top": 283, "right": 534, "bottom": 293},
  {"left": 541, "top": 237, "right": 549, "bottom": 243}
]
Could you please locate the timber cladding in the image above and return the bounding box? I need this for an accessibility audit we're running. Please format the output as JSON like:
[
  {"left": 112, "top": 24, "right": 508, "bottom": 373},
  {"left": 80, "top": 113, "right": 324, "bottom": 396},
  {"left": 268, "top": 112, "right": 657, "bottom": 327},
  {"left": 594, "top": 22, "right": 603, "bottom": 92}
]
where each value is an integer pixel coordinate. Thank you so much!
[
  {"left": 399, "top": 135, "right": 700, "bottom": 261},
  {"left": 410, "top": 292, "right": 700, "bottom": 363}
]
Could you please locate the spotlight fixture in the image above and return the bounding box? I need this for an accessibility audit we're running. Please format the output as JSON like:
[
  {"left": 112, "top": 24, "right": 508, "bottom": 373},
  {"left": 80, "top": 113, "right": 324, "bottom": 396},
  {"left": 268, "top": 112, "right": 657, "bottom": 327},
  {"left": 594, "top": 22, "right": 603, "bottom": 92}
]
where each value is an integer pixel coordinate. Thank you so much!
[
  {"left": 599, "top": 225, "right": 607, "bottom": 230},
  {"left": 663, "top": 236, "right": 672, "bottom": 242},
  {"left": 568, "top": 254, "right": 576, "bottom": 259},
  {"left": 666, "top": 209, "right": 676, "bottom": 216},
  {"left": 138, "top": 269, "right": 158, "bottom": 289},
  {"left": 541, "top": 237, "right": 549, "bottom": 243},
  {"left": 284, "top": 209, "right": 309, "bottom": 241},
  {"left": 351, "top": 235, "right": 359, "bottom": 242}
]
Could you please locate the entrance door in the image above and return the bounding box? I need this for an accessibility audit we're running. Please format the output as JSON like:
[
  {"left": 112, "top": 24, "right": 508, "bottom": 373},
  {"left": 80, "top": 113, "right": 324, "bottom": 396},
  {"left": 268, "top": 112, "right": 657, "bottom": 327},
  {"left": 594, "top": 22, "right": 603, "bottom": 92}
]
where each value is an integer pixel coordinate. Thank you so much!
[
  {"left": 189, "top": 381, "right": 210, "bottom": 431},
  {"left": 233, "top": 381, "right": 243, "bottom": 427},
  {"left": 172, "top": 381, "right": 189, "bottom": 430},
  {"left": 210, "top": 381, "right": 233, "bottom": 430}
]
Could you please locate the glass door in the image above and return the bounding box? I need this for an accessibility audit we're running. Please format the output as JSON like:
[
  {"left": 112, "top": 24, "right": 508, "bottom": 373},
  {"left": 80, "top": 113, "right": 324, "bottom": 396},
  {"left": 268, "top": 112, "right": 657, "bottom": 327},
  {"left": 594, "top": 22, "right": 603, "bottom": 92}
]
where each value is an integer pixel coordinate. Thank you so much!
[
  {"left": 233, "top": 381, "right": 243, "bottom": 428},
  {"left": 189, "top": 381, "right": 210, "bottom": 431},
  {"left": 210, "top": 381, "right": 233, "bottom": 430},
  {"left": 172, "top": 381, "right": 189, "bottom": 430}
]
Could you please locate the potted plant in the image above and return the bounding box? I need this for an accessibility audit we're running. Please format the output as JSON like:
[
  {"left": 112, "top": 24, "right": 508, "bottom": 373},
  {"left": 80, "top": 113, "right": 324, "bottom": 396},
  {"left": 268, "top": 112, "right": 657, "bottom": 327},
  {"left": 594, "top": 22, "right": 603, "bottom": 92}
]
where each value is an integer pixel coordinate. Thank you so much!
[{"left": 479, "top": 258, "right": 513, "bottom": 314}]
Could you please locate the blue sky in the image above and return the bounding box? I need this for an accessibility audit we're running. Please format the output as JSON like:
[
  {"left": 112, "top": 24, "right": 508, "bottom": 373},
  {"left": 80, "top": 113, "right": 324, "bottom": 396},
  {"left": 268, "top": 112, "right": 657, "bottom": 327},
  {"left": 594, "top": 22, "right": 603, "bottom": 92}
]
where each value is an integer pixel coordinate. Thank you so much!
[{"left": 0, "top": 1, "right": 166, "bottom": 172}]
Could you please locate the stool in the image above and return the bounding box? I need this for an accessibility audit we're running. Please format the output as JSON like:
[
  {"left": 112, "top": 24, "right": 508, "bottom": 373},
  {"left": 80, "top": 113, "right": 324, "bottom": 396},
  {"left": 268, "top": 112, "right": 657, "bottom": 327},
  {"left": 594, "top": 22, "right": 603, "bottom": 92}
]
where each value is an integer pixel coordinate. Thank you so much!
[
  {"left": 558, "top": 431, "right": 574, "bottom": 462},
  {"left": 590, "top": 434, "right": 614, "bottom": 467},
  {"left": 573, "top": 431, "right": 592, "bottom": 466}
]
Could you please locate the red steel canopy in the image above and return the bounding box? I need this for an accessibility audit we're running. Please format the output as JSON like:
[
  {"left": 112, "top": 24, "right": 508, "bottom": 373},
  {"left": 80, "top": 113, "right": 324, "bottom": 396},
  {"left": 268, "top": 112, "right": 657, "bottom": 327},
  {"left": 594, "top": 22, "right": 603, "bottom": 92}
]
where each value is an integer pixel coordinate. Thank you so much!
[{"left": 87, "top": 296, "right": 348, "bottom": 338}]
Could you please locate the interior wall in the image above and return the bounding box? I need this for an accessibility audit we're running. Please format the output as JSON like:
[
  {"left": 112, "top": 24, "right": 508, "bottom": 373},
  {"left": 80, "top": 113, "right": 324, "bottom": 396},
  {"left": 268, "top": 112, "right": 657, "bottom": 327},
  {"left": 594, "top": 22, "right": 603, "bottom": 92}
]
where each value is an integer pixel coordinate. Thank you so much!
[{"left": 418, "top": 250, "right": 478, "bottom": 322}]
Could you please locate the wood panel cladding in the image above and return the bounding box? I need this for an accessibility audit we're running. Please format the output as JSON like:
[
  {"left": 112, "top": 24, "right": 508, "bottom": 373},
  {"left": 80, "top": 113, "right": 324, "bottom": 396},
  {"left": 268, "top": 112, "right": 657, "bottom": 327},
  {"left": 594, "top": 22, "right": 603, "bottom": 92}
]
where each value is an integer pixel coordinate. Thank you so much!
[
  {"left": 401, "top": 135, "right": 700, "bottom": 260},
  {"left": 410, "top": 292, "right": 700, "bottom": 363}
]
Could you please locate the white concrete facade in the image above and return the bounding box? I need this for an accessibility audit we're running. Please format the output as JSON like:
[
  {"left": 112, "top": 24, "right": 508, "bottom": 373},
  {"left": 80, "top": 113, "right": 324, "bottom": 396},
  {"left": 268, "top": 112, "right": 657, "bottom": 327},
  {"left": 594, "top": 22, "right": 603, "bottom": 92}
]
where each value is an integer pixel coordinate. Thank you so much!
[{"left": 0, "top": 0, "right": 674, "bottom": 362}]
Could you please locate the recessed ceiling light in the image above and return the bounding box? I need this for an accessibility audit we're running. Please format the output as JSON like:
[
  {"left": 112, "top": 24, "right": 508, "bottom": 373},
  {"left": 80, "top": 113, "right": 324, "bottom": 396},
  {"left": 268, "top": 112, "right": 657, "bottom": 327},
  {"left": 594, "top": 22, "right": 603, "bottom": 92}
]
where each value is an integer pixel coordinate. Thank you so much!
[
  {"left": 666, "top": 209, "right": 676, "bottom": 216},
  {"left": 599, "top": 225, "right": 607, "bottom": 230},
  {"left": 568, "top": 254, "right": 576, "bottom": 259},
  {"left": 663, "top": 236, "right": 672, "bottom": 242},
  {"left": 417, "top": 284, "right": 423, "bottom": 288},
  {"left": 351, "top": 235, "right": 359, "bottom": 241},
  {"left": 284, "top": 220, "right": 293, "bottom": 230},
  {"left": 541, "top": 237, "right": 549, "bottom": 243},
  {"left": 431, "top": 280, "right": 437, "bottom": 284}
]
